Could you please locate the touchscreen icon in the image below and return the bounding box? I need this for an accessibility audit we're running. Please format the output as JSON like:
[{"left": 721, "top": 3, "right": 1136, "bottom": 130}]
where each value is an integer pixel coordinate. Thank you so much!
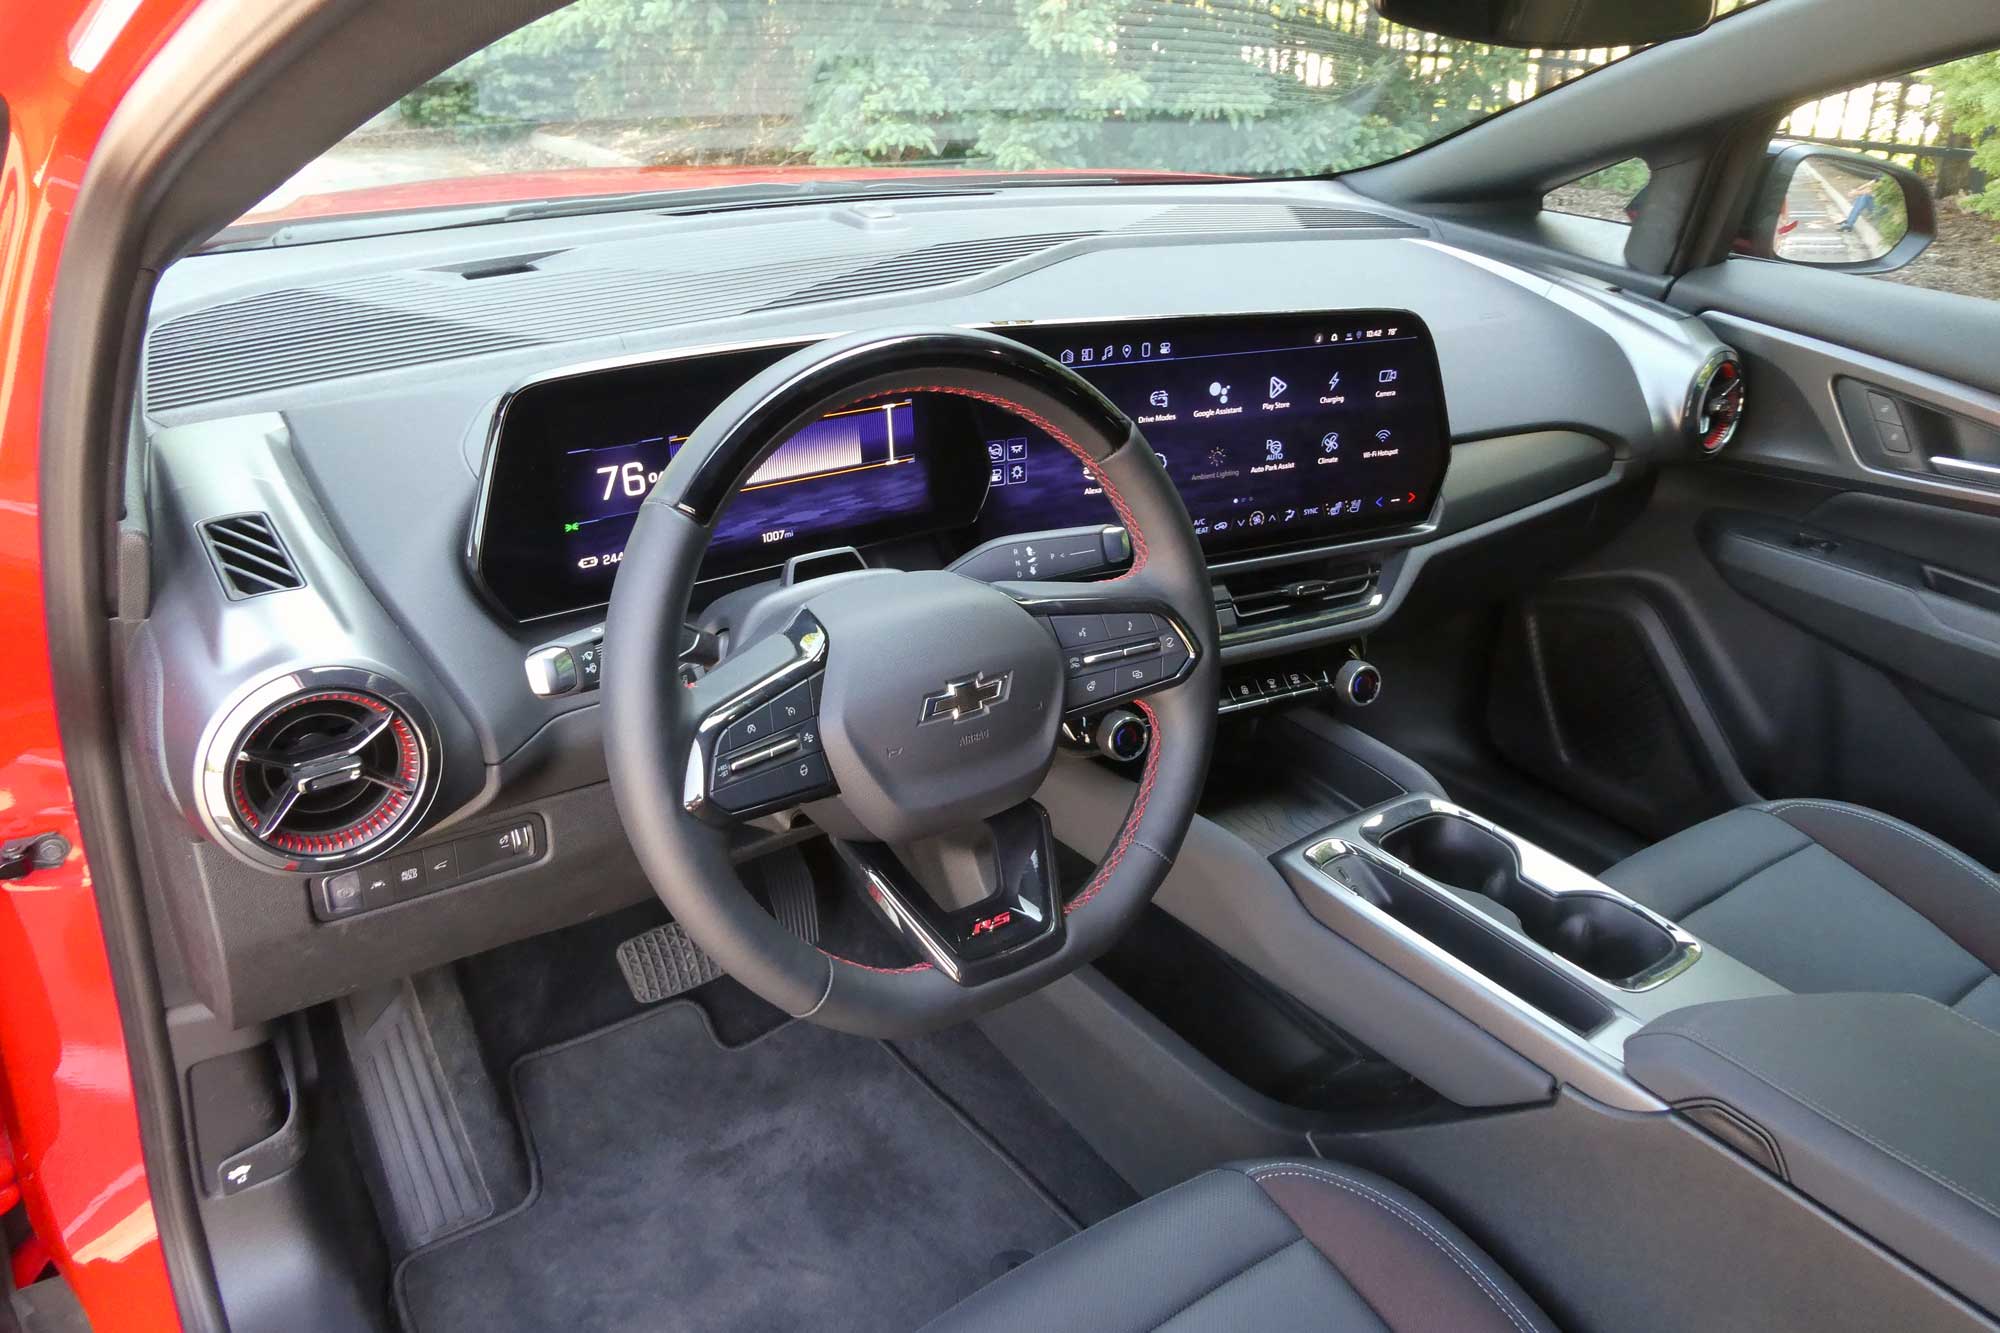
[
  {"left": 1268, "top": 376, "right": 1288, "bottom": 399},
  {"left": 1007, "top": 462, "right": 1028, "bottom": 485},
  {"left": 1375, "top": 429, "right": 1393, "bottom": 443},
  {"left": 986, "top": 441, "right": 1006, "bottom": 461},
  {"left": 1208, "top": 381, "right": 1230, "bottom": 405},
  {"left": 1321, "top": 432, "right": 1340, "bottom": 454},
  {"left": 1264, "top": 439, "right": 1285, "bottom": 462},
  {"left": 1378, "top": 368, "right": 1399, "bottom": 384},
  {"left": 1328, "top": 372, "right": 1341, "bottom": 391},
  {"left": 1149, "top": 389, "right": 1169, "bottom": 409}
]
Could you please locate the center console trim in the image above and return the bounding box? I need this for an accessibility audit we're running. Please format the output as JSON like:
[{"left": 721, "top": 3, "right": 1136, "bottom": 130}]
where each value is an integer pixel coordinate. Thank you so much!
[
  {"left": 1348, "top": 796, "right": 1703, "bottom": 992},
  {"left": 1288, "top": 832, "right": 1654, "bottom": 1108}
]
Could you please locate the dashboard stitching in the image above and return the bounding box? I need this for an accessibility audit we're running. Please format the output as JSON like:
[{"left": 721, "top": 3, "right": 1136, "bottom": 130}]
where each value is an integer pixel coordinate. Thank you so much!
[{"left": 872, "top": 382, "right": 1150, "bottom": 578}]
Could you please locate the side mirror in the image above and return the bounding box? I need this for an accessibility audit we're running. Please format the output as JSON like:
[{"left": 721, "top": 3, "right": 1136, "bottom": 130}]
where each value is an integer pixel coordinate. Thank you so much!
[{"left": 1742, "top": 144, "right": 1935, "bottom": 274}]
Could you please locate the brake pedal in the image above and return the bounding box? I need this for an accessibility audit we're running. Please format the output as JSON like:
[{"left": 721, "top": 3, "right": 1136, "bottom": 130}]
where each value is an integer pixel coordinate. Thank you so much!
[{"left": 616, "top": 848, "right": 819, "bottom": 1004}]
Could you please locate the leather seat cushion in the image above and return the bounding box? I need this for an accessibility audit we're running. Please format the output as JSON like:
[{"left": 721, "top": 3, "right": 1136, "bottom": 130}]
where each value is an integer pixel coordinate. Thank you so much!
[
  {"left": 1602, "top": 800, "right": 2000, "bottom": 1026},
  {"left": 921, "top": 1159, "right": 1556, "bottom": 1332}
]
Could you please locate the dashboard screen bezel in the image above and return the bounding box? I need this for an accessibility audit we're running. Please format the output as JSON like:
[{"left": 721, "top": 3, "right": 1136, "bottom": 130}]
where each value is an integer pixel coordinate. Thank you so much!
[{"left": 468, "top": 309, "right": 1451, "bottom": 624}]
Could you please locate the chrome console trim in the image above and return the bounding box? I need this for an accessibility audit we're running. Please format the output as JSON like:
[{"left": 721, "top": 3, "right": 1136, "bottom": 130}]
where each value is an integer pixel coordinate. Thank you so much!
[
  {"left": 1295, "top": 834, "right": 1655, "bottom": 1108},
  {"left": 1350, "top": 796, "right": 1703, "bottom": 993}
]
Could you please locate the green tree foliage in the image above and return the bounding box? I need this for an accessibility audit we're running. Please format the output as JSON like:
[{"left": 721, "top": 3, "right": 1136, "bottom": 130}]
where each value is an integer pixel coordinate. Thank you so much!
[
  {"left": 1929, "top": 52, "right": 2000, "bottom": 220},
  {"left": 404, "top": 0, "right": 1556, "bottom": 177}
]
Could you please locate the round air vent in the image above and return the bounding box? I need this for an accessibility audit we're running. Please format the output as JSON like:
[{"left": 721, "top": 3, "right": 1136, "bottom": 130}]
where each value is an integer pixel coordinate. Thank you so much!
[
  {"left": 1689, "top": 351, "right": 1745, "bottom": 456},
  {"left": 199, "top": 668, "right": 437, "bottom": 872}
]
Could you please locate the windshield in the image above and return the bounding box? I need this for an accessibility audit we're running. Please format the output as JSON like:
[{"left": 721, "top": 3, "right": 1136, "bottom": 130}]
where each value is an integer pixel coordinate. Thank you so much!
[{"left": 239, "top": 0, "right": 1712, "bottom": 233}]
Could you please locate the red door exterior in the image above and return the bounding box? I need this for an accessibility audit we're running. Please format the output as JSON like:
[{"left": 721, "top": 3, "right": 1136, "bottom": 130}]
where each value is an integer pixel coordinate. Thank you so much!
[{"left": 1, "top": 1, "right": 199, "bottom": 1328}]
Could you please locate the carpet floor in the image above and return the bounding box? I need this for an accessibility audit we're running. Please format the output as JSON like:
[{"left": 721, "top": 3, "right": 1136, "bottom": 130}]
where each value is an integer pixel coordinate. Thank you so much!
[{"left": 395, "top": 1001, "right": 1079, "bottom": 1333}]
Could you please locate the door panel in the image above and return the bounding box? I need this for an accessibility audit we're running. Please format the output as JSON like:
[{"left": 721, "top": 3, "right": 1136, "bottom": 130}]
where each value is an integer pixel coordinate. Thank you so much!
[{"left": 1484, "top": 261, "right": 2000, "bottom": 869}]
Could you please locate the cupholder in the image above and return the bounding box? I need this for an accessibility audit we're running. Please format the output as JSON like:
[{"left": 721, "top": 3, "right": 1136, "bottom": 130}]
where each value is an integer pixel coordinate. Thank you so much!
[{"left": 1378, "top": 815, "right": 1678, "bottom": 985}]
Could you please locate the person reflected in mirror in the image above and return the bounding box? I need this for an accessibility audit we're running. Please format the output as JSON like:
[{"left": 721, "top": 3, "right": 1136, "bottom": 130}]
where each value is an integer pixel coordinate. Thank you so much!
[{"left": 1838, "top": 177, "right": 1881, "bottom": 232}]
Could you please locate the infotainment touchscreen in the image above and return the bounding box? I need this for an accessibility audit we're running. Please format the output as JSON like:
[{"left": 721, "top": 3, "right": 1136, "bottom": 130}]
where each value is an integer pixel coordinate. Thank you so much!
[
  {"left": 470, "top": 309, "right": 1448, "bottom": 622},
  {"left": 995, "top": 312, "right": 1448, "bottom": 560}
]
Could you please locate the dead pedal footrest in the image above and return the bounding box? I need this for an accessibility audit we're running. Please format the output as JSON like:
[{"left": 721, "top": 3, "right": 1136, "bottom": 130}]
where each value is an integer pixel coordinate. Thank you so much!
[{"left": 616, "top": 849, "right": 819, "bottom": 1004}]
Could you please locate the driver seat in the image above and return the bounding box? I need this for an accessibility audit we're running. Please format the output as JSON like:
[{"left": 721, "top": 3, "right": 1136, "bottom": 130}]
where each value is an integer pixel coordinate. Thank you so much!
[{"left": 921, "top": 1159, "right": 1556, "bottom": 1332}]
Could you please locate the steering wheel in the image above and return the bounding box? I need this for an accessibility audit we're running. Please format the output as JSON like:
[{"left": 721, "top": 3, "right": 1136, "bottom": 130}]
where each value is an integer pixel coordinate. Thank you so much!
[{"left": 603, "top": 328, "right": 1219, "bottom": 1037}]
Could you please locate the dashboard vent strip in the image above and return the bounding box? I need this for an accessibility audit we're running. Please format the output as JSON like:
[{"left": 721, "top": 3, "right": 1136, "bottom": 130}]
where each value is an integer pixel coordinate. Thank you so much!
[
  {"left": 1120, "top": 203, "right": 1414, "bottom": 236},
  {"left": 200, "top": 512, "right": 304, "bottom": 598},
  {"left": 147, "top": 285, "right": 545, "bottom": 411},
  {"left": 761, "top": 231, "right": 1096, "bottom": 311},
  {"left": 143, "top": 200, "right": 1409, "bottom": 413}
]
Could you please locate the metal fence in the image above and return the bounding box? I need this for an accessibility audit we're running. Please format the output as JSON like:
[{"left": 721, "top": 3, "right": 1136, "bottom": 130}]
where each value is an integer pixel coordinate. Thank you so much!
[{"left": 1777, "top": 76, "right": 1983, "bottom": 195}]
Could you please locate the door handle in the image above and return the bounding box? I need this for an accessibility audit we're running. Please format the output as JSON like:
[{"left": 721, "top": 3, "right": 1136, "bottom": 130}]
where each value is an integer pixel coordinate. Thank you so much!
[{"left": 1931, "top": 455, "right": 2000, "bottom": 481}]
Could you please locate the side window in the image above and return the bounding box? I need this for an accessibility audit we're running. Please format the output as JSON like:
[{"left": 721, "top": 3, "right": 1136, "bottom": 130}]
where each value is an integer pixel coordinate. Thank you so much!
[
  {"left": 1544, "top": 158, "right": 1651, "bottom": 222},
  {"left": 1746, "top": 52, "right": 1998, "bottom": 302}
]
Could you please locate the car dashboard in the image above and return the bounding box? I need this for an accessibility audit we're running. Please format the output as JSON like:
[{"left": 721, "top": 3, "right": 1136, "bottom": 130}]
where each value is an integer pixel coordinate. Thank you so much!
[{"left": 124, "top": 181, "right": 1736, "bottom": 1024}]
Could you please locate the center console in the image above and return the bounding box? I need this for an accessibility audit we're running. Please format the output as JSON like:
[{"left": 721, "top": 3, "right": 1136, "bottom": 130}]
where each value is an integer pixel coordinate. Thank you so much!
[{"left": 1271, "top": 794, "right": 1786, "bottom": 1098}]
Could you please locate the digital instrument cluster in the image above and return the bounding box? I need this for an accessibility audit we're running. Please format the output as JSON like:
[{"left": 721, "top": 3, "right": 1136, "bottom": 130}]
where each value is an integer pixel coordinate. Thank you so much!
[{"left": 470, "top": 311, "right": 1449, "bottom": 622}]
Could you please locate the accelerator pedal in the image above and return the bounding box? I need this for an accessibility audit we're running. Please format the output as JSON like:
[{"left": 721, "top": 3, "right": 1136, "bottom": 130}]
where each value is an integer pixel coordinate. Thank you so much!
[{"left": 616, "top": 847, "right": 819, "bottom": 1005}]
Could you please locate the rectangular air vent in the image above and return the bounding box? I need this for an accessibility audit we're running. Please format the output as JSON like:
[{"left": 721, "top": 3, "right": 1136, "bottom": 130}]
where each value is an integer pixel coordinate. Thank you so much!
[
  {"left": 200, "top": 512, "right": 303, "bottom": 598},
  {"left": 1224, "top": 561, "right": 1379, "bottom": 628}
]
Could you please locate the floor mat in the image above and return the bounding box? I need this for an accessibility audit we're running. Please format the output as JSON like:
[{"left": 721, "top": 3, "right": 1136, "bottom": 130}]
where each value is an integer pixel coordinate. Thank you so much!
[{"left": 395, "top": 1003, "right": 1076, "bottom": 1333}]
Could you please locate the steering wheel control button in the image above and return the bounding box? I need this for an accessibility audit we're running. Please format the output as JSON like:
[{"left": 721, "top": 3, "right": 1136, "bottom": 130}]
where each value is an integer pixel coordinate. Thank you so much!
[
  {"left": 1066, "top": 669, "right": 1118, "bottom": 709},
  {"left": 1105, "top": 612, "right": 1157, "bottom": 639},
  {"left": 711, "top": 751, "right": 832, "bottom": 815},
  {"left": 1050, "top": 614, "right": 1108, "bottom": 647},
  {"left": 770, "top": 679, "right": 816, "bottom": 728},
  {"left": 1118, "top": 661, "right": 1164, "bottom": 691},
  {"left": 716, "top": 735, "right": 803, "bottom": 784},
  {"left": 717, "top": 704, "right": 775, "bottom": 754}
]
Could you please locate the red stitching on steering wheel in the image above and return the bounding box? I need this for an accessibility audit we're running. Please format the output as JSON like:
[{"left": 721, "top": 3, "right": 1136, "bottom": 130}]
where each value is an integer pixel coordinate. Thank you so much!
[
  {"left": 818, "top": 382, "right": 1159, "bottom": 976},
  {"left": 873, "top": 382, "right": 1150, "bottom": 578},
  {"left": 1066, "top": 697, "right": 1161, "bottom": 914}
]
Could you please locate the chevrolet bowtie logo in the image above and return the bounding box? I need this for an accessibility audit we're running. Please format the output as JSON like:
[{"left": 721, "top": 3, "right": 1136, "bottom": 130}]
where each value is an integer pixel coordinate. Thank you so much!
[{"left": 920, "top": 672, "right": 1011, "bottom": 724}]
